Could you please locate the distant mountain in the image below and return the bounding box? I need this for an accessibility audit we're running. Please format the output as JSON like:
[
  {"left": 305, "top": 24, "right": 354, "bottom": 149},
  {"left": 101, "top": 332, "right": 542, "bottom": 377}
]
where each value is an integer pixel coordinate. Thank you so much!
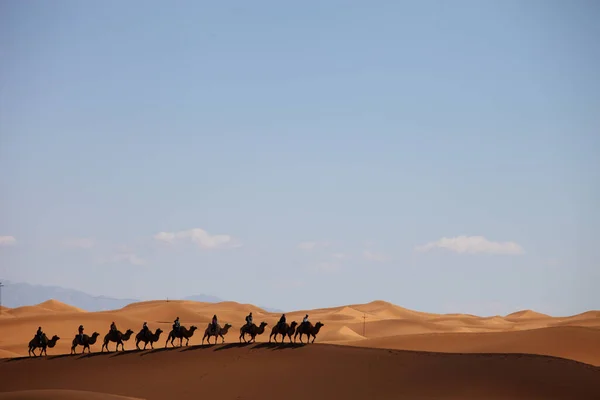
[
  {"left": 0, "top": 281, "right": 139, "bottom": 311},
  {"left": 0, "top": 280, "right": 282, "bottom": 312}
]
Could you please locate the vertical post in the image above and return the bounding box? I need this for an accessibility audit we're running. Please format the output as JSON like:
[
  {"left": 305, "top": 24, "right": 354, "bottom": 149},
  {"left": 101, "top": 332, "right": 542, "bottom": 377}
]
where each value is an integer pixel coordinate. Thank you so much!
[
  {"left": 0, "top": 281, "right": 4, "bottom": 315},
  {"left": 362, "top": 313, "right": 366, "bottom": 337}
]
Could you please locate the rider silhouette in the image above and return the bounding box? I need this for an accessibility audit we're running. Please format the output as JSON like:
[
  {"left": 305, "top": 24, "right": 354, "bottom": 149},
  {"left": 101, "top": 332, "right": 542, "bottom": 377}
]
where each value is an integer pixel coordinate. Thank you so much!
[
  {"left": 173, "top": 317, "right": 181, "bottom": 332},
  {"left": 245, "top": 312, "right": 253, "bottom": 327},
  {"left": 78, "top": 325, "right": 84, "bottom": 342},
  {"left": 277, "top": 314, "right": 286, "bottom": 329},
  {"left": 110, "top": 321, "right": 117, "bottom": 332},
  {"left": 211, "top": 315, "right": 218, "bottom": 333},
  {"left": 36, "top": 326, "right": 44, "bottom": 344}
]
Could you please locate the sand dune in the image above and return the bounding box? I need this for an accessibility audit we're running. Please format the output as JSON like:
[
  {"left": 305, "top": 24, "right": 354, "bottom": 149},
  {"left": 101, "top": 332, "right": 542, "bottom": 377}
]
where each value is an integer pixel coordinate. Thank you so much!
[
  {"left": 506, "top": 309, "right": 551, "bottom": 319},
  {"left": 1, "top": 343, "right": 598, "bottom": 400},
  {"left": 344, "top": 325, "right": 600, "bottom": 366},
  {"left": 0, "top": 390, "right": 144, "bottom": 400},
  {"left": 2, "top": 299, "right": 599, "bottom": 398}
]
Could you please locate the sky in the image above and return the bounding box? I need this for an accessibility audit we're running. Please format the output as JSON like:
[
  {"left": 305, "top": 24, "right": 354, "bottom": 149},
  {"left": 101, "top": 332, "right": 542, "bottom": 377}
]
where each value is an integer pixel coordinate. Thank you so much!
[{"left": 1, "top": 0, "right": 598, "bottom": 316}]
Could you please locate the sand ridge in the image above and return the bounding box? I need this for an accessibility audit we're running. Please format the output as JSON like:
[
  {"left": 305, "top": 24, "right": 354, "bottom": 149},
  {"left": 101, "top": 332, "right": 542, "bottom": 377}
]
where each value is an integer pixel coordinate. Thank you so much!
[{"left": 0, "top": 298, "right": 599, "bottom": 367}]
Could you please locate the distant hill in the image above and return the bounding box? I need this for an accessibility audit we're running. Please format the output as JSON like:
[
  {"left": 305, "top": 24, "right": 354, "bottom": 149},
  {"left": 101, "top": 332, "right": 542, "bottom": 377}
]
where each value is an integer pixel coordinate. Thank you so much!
[
  {"left": 0, "top": 280, "right": 282, "bottom": 313},
  {"left": 0, "top": 281, "right": 140, "bottom": 311}
]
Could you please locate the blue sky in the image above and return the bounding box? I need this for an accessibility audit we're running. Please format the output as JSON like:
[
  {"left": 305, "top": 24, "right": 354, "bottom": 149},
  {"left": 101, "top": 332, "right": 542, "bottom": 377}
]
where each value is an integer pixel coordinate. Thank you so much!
[{"left": 1, "top": 0, "right": 598, "bottom": 316}]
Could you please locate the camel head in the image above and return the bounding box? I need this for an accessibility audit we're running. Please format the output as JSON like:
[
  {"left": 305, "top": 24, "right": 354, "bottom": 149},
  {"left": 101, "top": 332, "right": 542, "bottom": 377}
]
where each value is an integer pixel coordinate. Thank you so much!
[
  {"left": 190, "top": 325, "right": 198, "bottom": 332},
  {"left": 259, "top": 321, "right": 268, "bottom": 328},
  {"left": 125, "top": 329, "right": 134, "bottom": 335},
  {"left": 223, "top": 323, "right": 232, "bottom": 329},
  {"left": 290, "top": 321, "right": 298, "bottom": 328},
  {"left": 156, "top": 328, "right": 163, "bottom": 334},
  {"left": 315, "top": 322, "right": 324, "bottom": 328},
  {"left": 51, "top": 335, "right": 60, "bottom": 341},
  {"left": 91, "top": 332, "right": 100, "bottom": 338}
]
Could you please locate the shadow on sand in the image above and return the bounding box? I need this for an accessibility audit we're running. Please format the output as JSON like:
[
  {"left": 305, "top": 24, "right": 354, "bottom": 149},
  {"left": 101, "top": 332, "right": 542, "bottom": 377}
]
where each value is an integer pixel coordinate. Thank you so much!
[
  {"left": 252, "top": 342, "right": 306, "bottom": 350},
  {"left": 214, "top": 343, "right": 252, "bottom": 352},
  {"left": 140, "top": 346, "right": 180, "bottom": 357},
  {"left": 109, "top": 349, "right": 143, "bottom": 358},
  {"left": 181, "top": 344, "right": 216, "bottom": 352},
  {"left": 77, "top": 352, "right": 109, "bottom": 360}
]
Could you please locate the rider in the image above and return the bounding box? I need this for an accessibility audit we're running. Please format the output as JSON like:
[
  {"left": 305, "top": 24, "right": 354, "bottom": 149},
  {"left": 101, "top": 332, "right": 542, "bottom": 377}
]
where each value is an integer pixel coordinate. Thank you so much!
[
  {"left": 245, "top": 312, "right": 253, "bottom": 327},
  {"left": 211, "top": 314, "right": 218, "bottom": 332},
  {"left": 36, "top": 326, "right": 44, "bottom": 344},
  {"left": 78, "top": 325, "right": 84, "bottom": 342},
  {"left": 302, "top": 314, "right": 309, "bottom": 327},
  {"left": 141, "top": 321, "right": 149, "bottom": 337},
  {"left": 110, "top": 321, "right": 117, "bottom": 332},
  {"left": 277, "top": 313, "right": 286, "bottom": 329},
  {"left": 173, "top": 317, "right": 181, "bottom": 332}
]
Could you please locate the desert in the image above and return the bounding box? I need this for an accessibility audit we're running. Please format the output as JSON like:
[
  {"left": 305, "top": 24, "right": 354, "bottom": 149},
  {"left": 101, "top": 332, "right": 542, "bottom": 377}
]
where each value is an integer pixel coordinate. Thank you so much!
[{"left": 1, "top": 299, "right": 599, "bottom": 399}]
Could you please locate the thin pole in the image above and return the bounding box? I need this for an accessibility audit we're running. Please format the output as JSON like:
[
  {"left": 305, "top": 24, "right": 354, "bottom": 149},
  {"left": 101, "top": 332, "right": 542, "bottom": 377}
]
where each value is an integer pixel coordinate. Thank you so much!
[
  {"left": 362, "top": 313, "right": 366, "bottom": 337},
  {"left": 0, "top": 281, "right": 4, "bottom": 315}
]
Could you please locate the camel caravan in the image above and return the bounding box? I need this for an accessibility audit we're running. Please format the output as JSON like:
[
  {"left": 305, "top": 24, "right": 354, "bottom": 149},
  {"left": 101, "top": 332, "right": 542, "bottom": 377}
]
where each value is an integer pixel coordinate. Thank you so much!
[{"left": 27, "top": 312, "right": 325, "bottom": 357}]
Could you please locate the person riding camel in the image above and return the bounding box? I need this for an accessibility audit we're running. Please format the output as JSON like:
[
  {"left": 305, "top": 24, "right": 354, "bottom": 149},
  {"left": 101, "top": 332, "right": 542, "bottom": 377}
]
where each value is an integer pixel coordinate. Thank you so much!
[
  {"left": 141, "top": 321, "right": 149, "bottom": 338},
  {"left": 245, "top": 312, "right": 253, "bottom": 327},
  {"left": 78, "top": 325, "right": 84, "bottom": 343},
  {"left": 211, "top": 315, "right": 218, "bottom": 333},
  {"left": 110, "top": 321, "right": 117, "bottom": 332},
  {"left": 277, "top": 313, "right": 286, "bottom": 330},
  {"left": 173, "top": 317, "right": 181, "bottom": 333},
  {"left": 302, "top": 314, "right": 309, "bottom": 328},
  {"left": 36, "top": 326, "right": 44, "bottom": 344}
]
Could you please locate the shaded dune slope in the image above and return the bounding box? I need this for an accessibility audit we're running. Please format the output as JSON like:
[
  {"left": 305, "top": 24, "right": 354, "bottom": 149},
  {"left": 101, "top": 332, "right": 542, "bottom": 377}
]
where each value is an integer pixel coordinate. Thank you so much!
[{"left": 1, "top": 343, "right": 599, "bottom": 400}]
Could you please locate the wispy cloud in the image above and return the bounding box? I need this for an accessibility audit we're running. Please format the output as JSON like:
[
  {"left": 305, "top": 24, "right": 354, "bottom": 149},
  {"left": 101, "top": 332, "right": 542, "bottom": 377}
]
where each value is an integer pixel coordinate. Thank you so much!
[
  {"left": 98, "top": 246, "right": 146, "bottom": 266},
  {"left": 415, "top": 235, "right": 524, "bottom": 255},
  {"left": 297, "top": 241, "right": 329, "bottom": 251},
  {"left": 331, "top": 252, "right": 348, "bottom": 260},
  {"left": 0, "top": 236, "right": 16, "bottom": 247},
  {"left": 363, "top": 250, "right": 387, "bottom": 262},
  {"left": 61, "top": 238, "right": 95, "bottom": 249},
  {"left": 312, "top": 261, "right": 341, "bottom": 273},
  {"left": 154, "top": 228, "right": 238, "bottom": 249}
]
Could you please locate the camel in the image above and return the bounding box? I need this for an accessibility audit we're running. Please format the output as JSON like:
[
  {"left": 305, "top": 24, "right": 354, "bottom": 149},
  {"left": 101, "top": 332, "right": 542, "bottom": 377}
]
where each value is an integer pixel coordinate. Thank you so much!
[
  {"left": 28, "top": 334, "right": 60, "bottom": 357},
  {"left": 269, "top": 321, "right": 298, "bottom": 343},
  {"left": 71, "top": 332, "right": 100, "bottom": 354},
  {"left": 165, "top": 325, "right": 198, "bottom": 347},
  {"left": 135, "top": 328, "right": 163, "bottom": 350},
  {"left": 202, "top": 323, "right": 232, "bottom": 345},
  {"left": 294, "top": 321, "right": 324, "bottom": 344},
  {"left": 101, "top": 329, "right": 134, "bottom": 352},
  {"left": 239, "top": 321, "right": 268, "bottom": 343}
]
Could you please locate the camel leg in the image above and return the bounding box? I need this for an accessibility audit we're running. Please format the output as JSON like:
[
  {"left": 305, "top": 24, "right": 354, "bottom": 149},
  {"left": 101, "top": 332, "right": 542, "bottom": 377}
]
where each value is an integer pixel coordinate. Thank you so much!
[
  {"left": 220, "top": 333, "right": 225, "bottom": 344},
  {"left": 311, "top": 334, "right": 316, "bottom": 344}
]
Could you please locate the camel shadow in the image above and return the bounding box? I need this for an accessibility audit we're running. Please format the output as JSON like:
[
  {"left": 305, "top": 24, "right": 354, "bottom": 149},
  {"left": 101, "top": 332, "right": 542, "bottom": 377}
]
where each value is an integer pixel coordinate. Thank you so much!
[
  {"left": 77, "top": 352, "right": 108, "bottom": 359},
  {"left": 4, "top": 356, "right": 31, "bottom": 362},
  {"left": 48, "top": 353, "right": 77, "bottom": 360},
  {"left": 181, "top": 344, "right": 216, "bottom": 352},
  {"left": 253, "top": 342, "right": 306, "bottom": 350},
  {"left": 214, "top": 343, "right": 252, "bottom": 352},
  {"left": 110, "top": 350, "right": 142, "bottom": 358},
  {"left": 140, "top": 347, "right": 179, "bottom": 357}
]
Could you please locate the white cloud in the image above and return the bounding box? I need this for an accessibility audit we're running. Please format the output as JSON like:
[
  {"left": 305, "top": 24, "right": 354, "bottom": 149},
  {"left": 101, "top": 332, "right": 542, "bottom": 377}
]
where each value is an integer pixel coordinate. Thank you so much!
[
  {"left": 0, "top": 236, "right": 16, "bottom": 247},
  {"left": 113, "top": 252, "right": 146, "bottom": 266},
  {"left": 331, "top": 252, "right": 348, "bottom": 260},
  {"left": 61, "top": 238, "right": 95, "bottom": 249},
  {"left": 415, "top": 235, "right": 524, "bottom": 255},
  {"left": 154, "top": 228, "right": 237, "bottom": 249},
  {"left": 312, "top": 261, "right": 341, "bottom": 273},
  {"left": 297, "top": 241, "right": 329, "bottom": 251},
  {"left": 363, "top": 250, "right": 387, "bottom": 262}
]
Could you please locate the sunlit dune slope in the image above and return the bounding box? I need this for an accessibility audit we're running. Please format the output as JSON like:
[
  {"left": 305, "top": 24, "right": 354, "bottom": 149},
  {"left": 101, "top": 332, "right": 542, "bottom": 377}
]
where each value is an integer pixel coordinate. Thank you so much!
[{"left": 343, "top": 325, "right": 600, "bottom": 366}]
